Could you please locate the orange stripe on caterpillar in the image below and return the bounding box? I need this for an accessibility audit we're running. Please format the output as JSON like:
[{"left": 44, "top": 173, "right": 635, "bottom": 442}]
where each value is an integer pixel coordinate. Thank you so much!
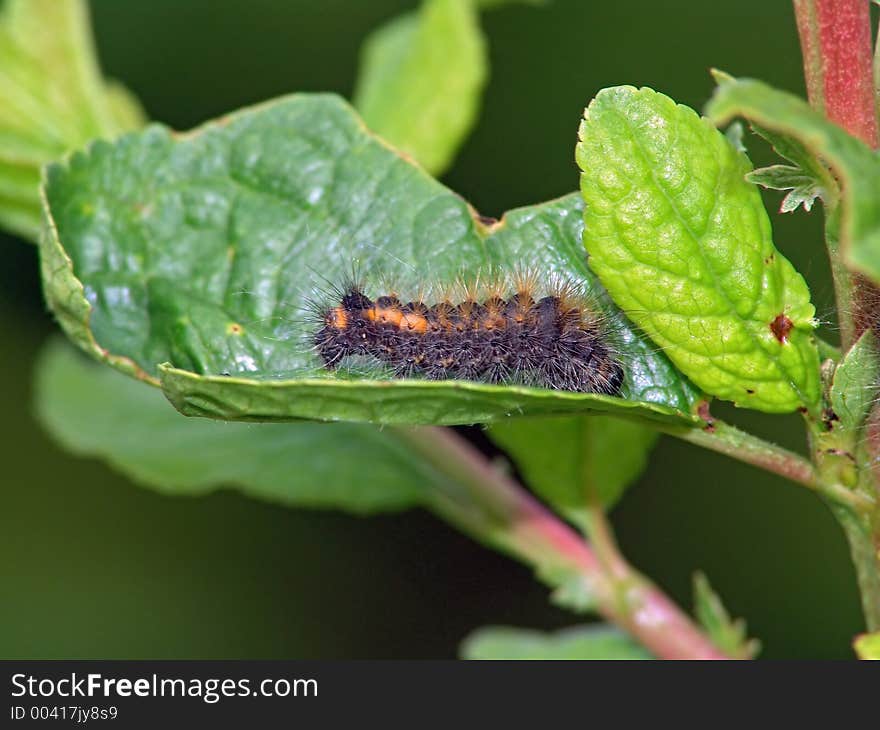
[{"left": 313, "top": 275, "right": 623, "bottom": 395}]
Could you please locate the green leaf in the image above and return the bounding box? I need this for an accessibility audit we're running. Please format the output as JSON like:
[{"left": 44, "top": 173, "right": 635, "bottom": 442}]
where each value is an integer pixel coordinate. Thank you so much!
[
  {"left": 577, "top": 86, "right": 821, "bottom": 414},
  {"left": 829, "top": 331, "right": 880, "bottom": 434},
  {"left": 34, "top": 339, "right": 425, "bottom": 514},
  {"left": 747, "top": 121, "right": 837, "bottom": 206},
  {"left": 0, "top": 0, "right": 144, "bottom": 241},
  {"left": 40, "top": 94, "right": 702, "bottom": 428},
  {"left": 738, "top": 90, "right": 837, "bottom": 214},
  {"left": 693, "top": 571, "right": 760, "bottom": 659},
  {"left": 353, "top": 0, "right": 487, "bottom": 176},
  {"left": 853, "top": 631, "right": 880, "bottom": 659},
  {"left": 705, "top": 74, "right": 880, "bottom": 286},
  {"left": 489, "top": 415, "right": 658, "bottom": 523},
  {"left": 746, "top": 165, "right": 823, "bottom": 213},
  {"left": 460, "top": 624, "right": 652, "bottom": 659}
]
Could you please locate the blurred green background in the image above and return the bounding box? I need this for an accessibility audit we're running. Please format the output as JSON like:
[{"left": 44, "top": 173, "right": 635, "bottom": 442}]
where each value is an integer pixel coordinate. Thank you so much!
[{"left": 0, "top": 0, "right": 861, "bottom": 658}]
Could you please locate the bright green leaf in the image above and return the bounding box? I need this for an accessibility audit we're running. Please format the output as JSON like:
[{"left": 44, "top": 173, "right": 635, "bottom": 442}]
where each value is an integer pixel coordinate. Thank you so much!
[
  {"left": 489, "top": 415, "right": 658, "bottom": 523},
  {"left": 40, "top": 94, "right": 702, "bottom": 428},
  {"left": 577, "top": 85, "right": 821, "bottom": 414},
  {"left": 461, "top": 624, "right": 652, "bottom": 659},
  {"left": 829, "top": 331, "right": 880, "bottom": 434},
  {"left": 353, "top": 0, "right": 487, "bottom": 176},
  {"left": 853, "top": 631, "right": 880, "bottom": 659},
  {"left": 693, "top": 571, "right": 760, "bottom": 659},
  {"left": 34, "top": 339, "right": 425, "bottom": 514},
  {"left": 706, "top": 74, "right": 880, "bottom": 287},
  {"left": 0, "top": 0, "right": 145, "bottom": 241}
]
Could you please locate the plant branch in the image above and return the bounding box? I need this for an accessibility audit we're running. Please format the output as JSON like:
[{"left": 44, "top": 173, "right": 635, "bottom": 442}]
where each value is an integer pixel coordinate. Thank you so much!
[
  {"left": 395, "top": 425, "right": 729, "bottom": 659},
  {"left": 823, "top": 205, "right": 857, "bottom": 348},
  {"left": 795, "top": 0, "right": 880, "bottom": 348},
  {"left": 833, "top": 504, "right": 880, "bottom": 631},
  {"left": 794, "top": 0, "right": 880, "bottom": 635},
  {"left": 874, "top": 9, "right": 880, "bottom": 123},
  {"left": 660, "top": 418, "right": 874, "bottom": 513},
  {"left": 794, "top": 0, "right": 878, "bottom": 147}
]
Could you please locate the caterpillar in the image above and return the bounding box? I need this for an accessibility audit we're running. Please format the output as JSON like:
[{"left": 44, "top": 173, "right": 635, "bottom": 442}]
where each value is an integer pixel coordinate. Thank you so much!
[{"left": 312, "top": 270, "right": 623, "bottom": 395}]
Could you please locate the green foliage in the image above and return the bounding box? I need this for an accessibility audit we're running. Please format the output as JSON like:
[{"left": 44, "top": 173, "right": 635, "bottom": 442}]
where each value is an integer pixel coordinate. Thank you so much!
[
  {"left": 28, "top": 0, "right": 880, "bottom": 660},
  {"left": 461, "top": 624, "right": 652, "bottom": 659},
  {"left": 489, "top": 415, "right": 658, "bottom": 524},
  {"left": 0, "top": 0, "right": 144, "bottom": 241},
  {"left": 746, "top": 165, "right": 824, "bottom": 213},
  {"left": 545, "top": 571, "right": 598, "bottom": 614},
  {"left": 706, "top": 74, "right": 880, "bottom": 287},
  {"left": 742, "top": 110, "right": 837, "bottom": 215},
  {"left": 35, "top": 340, "right": 425, "bottom": 513},
  {"left": 353, "top": 0, "right": 487, "bottom": 176},
  {"left": 693, "top": 572, "right": 760, "bottom": 659},
  {"left": 577, "top": 86, "right": 821, "bottom": 415},
  {"left": 829, "top": 331, "right": 880, "bottom": 435},
  {"left": 40, "top": 95, "right": 701, "bottom": 428}
]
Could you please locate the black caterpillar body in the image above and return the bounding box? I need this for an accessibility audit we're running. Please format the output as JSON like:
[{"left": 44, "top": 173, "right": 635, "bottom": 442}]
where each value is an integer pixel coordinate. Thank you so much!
[{"left": 314, "top": 276, "right": 623, "bottom": 395}]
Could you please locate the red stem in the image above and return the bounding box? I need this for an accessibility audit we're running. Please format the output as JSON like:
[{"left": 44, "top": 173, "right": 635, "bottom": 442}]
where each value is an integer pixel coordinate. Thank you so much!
[
  {"left": 507, "top": 485, "right": 727, "bottom": 659},
  {"left": 795, "top": 0, "right": 880, "bottom": 345},
  {"left": 404, "top": 426, "right": 728, "bottom": 659},
  {"left": 794, "top": 0, "right": 879, "bottom": 148}
]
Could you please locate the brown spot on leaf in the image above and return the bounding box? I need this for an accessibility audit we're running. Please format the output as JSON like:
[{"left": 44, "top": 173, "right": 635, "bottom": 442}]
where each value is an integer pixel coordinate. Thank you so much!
[{"left": 770, "top": 314, "right": 793, "bottom": 343}]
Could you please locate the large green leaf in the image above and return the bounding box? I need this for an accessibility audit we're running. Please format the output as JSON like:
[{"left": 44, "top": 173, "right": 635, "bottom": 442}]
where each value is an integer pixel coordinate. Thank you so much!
[
  {"left": 489, "top": 415, "right": 658, "bottom": 523},
  {"left": 705, "top": 75, "right": 880, "bottom": 287},
  {"left": 0, "top": 0, "right": 144, "bottom": 241},
  {"left": 40, "top": 94, "right": 701, "bottom": 428},
  {"left": 35, "top": 339, "right": 423, "bottom": 513},
  {"left": 460, "top": 623, "right": 652, "bottom": 659},
  {"left": 353, "top": 0, "right": 487, "bottom": 176},
  {"left": 577, "top": 86, "right": 821, "bottom": 415}
]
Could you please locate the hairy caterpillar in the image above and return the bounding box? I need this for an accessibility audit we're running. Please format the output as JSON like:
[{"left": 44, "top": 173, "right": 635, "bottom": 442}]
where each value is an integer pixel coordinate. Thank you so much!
[{"left": 312, "top": 270, "right": 623, "bottom": 395}]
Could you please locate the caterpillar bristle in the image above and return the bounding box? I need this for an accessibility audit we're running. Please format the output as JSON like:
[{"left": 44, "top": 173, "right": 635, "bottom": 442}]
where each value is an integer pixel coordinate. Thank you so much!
[{"left": 312, "top": 269, "right": 624, "bottom": 395}]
